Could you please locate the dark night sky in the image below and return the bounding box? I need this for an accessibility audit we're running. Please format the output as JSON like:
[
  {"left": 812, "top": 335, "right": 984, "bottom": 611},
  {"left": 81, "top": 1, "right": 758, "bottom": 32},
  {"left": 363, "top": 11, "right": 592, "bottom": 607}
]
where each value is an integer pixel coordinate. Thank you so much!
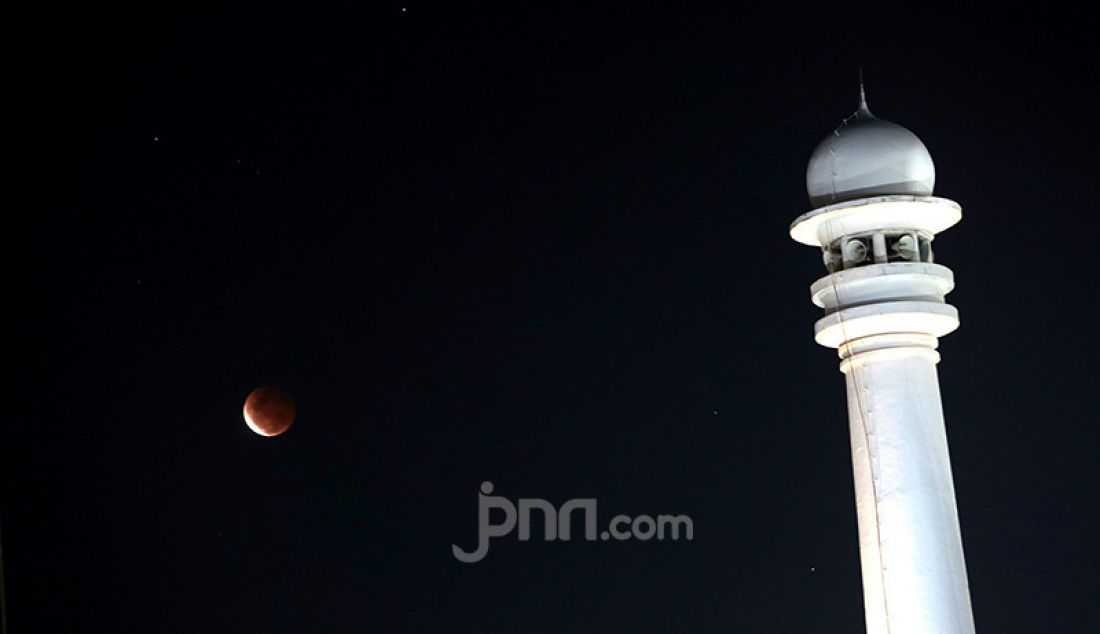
[{"left": 8, "top": 3, "right": 1100, "bottom": 632}]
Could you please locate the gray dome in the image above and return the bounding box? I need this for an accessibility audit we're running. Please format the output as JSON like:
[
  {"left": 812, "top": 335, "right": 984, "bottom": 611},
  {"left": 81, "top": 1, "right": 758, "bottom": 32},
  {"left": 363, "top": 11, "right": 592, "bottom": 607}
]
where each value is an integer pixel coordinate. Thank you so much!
[{"left": 806, "top": 99, "right": 935, "bottom": 208}]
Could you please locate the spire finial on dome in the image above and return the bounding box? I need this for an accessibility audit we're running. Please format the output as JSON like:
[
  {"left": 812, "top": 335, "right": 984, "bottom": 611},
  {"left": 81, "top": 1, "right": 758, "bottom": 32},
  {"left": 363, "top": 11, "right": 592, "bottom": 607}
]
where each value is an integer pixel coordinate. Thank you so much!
[{"left": 858, "top": 67, "right": 871, "bottom": 116}]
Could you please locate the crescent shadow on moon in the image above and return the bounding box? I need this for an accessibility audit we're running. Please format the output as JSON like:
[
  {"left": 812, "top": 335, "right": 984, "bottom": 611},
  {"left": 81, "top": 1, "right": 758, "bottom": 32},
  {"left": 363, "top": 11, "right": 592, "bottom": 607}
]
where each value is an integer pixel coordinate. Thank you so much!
[{"left": 244, "top": 407, "right": 280, "bottom": 437}]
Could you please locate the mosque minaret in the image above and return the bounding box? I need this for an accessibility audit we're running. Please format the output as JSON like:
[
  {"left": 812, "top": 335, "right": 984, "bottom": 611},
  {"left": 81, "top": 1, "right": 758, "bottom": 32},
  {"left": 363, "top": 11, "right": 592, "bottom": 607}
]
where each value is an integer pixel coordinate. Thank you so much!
[{"left": 790, "top": 86, "right": 977, "bottom": 634}]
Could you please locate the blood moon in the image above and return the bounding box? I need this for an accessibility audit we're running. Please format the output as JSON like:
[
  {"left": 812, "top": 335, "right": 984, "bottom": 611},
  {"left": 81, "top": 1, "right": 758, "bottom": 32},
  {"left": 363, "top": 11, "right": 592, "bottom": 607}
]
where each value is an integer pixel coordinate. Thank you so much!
[{"left": 243, "top": 386, "right": 296, "bottom": 437}]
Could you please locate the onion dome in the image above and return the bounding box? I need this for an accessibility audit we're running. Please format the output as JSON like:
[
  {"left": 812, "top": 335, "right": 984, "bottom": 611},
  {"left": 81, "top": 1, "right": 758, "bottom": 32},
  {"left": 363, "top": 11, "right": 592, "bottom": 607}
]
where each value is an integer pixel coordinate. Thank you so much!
[{"left": 806, "top": 88, "right": 935, "bottom": 208}]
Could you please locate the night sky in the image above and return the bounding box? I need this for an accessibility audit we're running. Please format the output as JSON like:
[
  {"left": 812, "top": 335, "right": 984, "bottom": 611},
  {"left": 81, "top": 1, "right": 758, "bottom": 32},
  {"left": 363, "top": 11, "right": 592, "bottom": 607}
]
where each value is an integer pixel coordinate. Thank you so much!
[{"left": 9, "top": 3, "right": 1100, "bottom": 632}]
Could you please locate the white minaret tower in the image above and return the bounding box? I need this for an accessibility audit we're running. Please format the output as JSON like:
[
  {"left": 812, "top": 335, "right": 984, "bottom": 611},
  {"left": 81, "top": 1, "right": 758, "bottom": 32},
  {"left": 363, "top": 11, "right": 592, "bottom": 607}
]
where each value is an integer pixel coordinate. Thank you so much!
[{"left": 790, "top": 87, "right": 977, "bottom": 634}]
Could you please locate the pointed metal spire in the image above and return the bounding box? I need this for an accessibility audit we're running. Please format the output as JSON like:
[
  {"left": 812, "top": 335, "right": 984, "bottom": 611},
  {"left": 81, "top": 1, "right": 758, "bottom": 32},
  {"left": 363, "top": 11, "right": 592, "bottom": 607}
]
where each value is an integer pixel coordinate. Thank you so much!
[
  {"left": 857, "top": 67, "right": 873, "bottom": 117},
  {"left": 837, "top": 68, "right": 873, "bottom": 129}
]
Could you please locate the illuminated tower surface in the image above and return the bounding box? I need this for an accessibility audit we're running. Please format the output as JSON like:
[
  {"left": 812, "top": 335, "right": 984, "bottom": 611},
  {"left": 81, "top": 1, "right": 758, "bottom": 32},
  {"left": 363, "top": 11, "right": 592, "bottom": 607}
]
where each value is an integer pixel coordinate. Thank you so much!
[{"left": 791, "top": 87, "right": 977, "bottom": 634}]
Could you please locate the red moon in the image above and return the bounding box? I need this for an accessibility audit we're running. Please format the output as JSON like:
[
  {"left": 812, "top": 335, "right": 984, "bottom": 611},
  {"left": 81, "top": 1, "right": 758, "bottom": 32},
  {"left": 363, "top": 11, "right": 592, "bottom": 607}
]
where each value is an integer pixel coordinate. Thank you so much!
[{"left": 243, "top": 386, "right": 296, "bottom": 437}]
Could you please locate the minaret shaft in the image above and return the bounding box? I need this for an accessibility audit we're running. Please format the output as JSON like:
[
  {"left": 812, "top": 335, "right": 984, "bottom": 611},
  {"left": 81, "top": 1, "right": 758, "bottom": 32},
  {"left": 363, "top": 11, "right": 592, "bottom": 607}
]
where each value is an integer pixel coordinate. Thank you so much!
[{"left": 843, "top": 345, "right": 975, "bottom": 634}]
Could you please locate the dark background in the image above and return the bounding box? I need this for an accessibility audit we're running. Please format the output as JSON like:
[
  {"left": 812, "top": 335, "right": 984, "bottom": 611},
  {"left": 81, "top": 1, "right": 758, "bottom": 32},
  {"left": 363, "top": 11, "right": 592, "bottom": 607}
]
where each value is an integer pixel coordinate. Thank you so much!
[{"left": 8, "top": 3, "right": 1099, "bottom": 632}]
